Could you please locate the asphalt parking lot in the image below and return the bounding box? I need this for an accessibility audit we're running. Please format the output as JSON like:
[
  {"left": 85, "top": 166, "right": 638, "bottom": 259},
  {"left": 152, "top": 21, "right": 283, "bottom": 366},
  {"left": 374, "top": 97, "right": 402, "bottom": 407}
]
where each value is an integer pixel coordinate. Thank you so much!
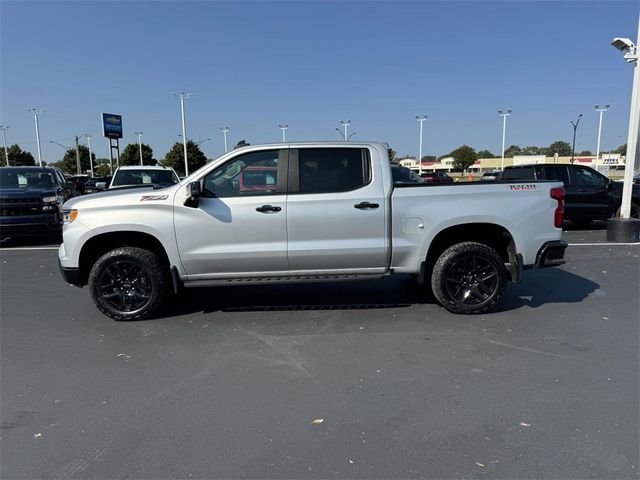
[{"left": 1, "top": 228, "right": 638, "bottom": 479}]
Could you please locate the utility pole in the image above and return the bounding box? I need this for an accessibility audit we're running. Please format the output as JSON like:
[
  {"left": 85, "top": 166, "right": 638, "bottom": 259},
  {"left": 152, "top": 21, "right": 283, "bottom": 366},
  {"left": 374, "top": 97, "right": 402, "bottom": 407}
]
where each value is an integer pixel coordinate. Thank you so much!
[
  {"left": 171, "top": 92, "right": 193, "bottom": 176},
  {"left": 594, "top": 105, "right": 610, "bottom": 168},
  {"left": 278, "top": 124, "right": 288, "bottom": 142},
  {"left": 27, "top": 108, "right": 45, "bottom": 166},
  {"left": 416, "top": 115, "right": 427, "bottom": 176},
  {"left": 498, "top": 109, "right": 512, "bottom": 170},
  {"left": 0, "top": 125, "right": 9, "bottom": 166},
  {"left": 570, "top": 114, "right": 583, "bottom": 164},
  {"left": 74, "top": 135, "right": 81, "bottom": 174},
  {"left": 219, "top": 126, "right": 229, "bottom": 153},
  {"left": 134, "top": 131, "right": 144, "bottom": 165},
  {"left": 339, "top": 120, "right": 351, "bottom": 141},
  {"left": 84, "top": 134, "right": 94, "bottom": 177}
]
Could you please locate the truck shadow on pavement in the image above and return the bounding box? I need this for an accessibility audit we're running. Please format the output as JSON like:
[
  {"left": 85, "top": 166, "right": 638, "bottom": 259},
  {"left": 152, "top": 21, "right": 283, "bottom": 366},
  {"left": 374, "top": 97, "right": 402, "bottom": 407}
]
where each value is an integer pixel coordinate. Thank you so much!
[{"left": 162, "top": 268, "right": 599, "bottom": 317}]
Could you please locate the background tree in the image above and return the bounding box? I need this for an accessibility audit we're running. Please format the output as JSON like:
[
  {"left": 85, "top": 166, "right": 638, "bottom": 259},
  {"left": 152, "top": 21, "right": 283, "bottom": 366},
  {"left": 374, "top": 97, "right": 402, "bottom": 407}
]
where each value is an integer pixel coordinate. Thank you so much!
[
  {"left": 503, "top": 145, "right": 523, "bottom": 158},
  {"left": 6, "top": 145, "right": 35, "bottom": 166},
  {"left": 421, "top": 155, "right": 437, "bottom": 162},
  {"left": 93, "top": 159, "right": 112, "bottom": 177},
  {"left": 119, "top": 143, "right": 155, "bottom": 166},
  {"left": 477, "top": 149, "right": 495, "bottom": 158},
  {"left": 387, "top": 148, "right": 397, "bottom": 162},
  {"left": 57, "top": 145, "right": 94, "bottom": 174},
  {"left": 615, "top": 143, "right": 627, "bottom": 156},
  {"left": 521, "top": 146, "right": 545, "bottom": 155},
  {"left": 545, "top": 141, "right": 572, "bottom": 157},
  {"left": 161, "top": 140, "right": 207, "bottom": 176},
  {"left": 577, "top": 150, "right": 593, "bottom": 156},
  {"left": 449, "top": 145, "right": 477, "bottom": 175}
]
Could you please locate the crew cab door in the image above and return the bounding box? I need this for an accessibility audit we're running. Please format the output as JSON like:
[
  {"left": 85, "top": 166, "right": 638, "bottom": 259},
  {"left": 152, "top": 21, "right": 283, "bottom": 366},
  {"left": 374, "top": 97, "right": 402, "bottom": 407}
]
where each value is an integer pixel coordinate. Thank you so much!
[
  {"left": 285, "top": 147, "right": 388, "bottom": 272},
  {"left": 174, "top": 149, "right": 288, "bottom": 276},
  {"left": 567, "top": 166, "right": 612, "bottom": 219}
]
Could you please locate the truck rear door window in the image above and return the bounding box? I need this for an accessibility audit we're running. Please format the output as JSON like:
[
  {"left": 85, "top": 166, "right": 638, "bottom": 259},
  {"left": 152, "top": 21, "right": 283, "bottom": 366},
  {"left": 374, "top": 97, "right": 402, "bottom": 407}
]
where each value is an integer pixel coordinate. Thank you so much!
[
  {"left": 298, "top": 148, "right": 370, "bottom": 194},
  {"left": 542, "top": 166, "right": 569, "bottom": 184},
  {"left": 502, "top": 167, "right": 535, "bottom": 181}
]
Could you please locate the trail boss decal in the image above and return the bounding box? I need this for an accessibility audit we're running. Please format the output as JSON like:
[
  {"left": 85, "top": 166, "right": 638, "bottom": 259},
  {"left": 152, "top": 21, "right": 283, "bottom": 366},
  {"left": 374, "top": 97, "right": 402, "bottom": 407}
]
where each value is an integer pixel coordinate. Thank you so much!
[
  {"left": 509, "top": 184, "right": 537, "bottom": 191},
  {"left": 140, "top": 195, "right": 169, "bottom": 201}
]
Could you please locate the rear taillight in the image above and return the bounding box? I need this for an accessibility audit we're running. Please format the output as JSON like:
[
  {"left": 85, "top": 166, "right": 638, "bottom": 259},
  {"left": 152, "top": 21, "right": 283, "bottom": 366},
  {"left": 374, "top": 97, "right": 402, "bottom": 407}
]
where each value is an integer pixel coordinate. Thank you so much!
[{"left": 550, "top": 187, "right": 565, "bottom": 228}]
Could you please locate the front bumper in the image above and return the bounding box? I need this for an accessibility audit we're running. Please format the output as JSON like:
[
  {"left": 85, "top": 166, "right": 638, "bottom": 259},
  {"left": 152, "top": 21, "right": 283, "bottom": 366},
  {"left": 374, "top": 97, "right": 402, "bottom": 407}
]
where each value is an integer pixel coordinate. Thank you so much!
[
  {"left": 0, "top": 213, "right": 61, "bottom": 237},
  {"left": 535, "top": 240, "right": 568, "bottom": 268},
  {"left": 58, "top": 257, "right": 83, "bottom": 287}
]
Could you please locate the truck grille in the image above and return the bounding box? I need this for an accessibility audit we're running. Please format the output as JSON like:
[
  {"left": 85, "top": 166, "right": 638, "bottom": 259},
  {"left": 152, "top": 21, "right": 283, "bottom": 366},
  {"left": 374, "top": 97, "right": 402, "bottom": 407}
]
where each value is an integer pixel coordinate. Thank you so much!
[{"left": 0, "top": 197, "right": 43, "bottom": 216}]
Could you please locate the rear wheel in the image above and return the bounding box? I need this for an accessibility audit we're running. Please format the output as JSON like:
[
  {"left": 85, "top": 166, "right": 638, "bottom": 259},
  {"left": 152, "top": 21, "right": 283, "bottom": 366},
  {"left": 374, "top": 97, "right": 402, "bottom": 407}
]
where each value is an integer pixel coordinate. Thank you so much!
[
  {"left": 431, "top": 242, "right": 508, "bottom": 314},
  {"left": 614, "top": 201, "right": 640, "bottom": 219},
  {"left": 88, "top": 247, "right": 169, "bottom": 321}
]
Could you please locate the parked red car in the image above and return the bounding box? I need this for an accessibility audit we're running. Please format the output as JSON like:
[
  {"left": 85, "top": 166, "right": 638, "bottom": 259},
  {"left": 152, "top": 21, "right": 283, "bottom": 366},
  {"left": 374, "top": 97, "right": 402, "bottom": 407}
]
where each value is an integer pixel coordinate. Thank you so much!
[{"left": 420, "top": 171, "right": 454, "bottom": 183}]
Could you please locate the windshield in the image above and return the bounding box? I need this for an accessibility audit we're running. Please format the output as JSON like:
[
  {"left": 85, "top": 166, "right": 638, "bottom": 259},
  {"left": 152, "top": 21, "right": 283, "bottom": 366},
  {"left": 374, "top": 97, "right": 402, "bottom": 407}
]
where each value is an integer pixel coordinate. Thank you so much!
[
  {"left": 111, "top": 169, "right": 179, "bottom": 187},
  {"left": 0, "top": 168, "right": 56, "bottom": 189}
]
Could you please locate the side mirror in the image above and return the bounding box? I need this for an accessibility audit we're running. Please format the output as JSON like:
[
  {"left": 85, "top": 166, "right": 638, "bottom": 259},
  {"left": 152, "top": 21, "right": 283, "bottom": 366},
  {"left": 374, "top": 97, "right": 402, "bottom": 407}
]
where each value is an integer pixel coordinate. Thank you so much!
[
  {"left": 95, "top": 182, "right": 107, "bottom": 190},
  {"left": 185, "top": 181, "right": 201, "bottom": 207}
]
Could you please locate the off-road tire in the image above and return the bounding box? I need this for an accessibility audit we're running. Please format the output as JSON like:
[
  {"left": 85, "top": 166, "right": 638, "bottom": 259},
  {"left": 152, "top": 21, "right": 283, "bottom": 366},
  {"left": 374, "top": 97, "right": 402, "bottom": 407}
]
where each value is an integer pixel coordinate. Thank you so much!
[
  {"left": 88, "top": 247, "right": 169, "bottom": 321},
  {"left": 615, "top": 202, "right": 640, "bottom": 219},
  {"left": 431, "top": 242, "right": 508, "bottom": 315}
]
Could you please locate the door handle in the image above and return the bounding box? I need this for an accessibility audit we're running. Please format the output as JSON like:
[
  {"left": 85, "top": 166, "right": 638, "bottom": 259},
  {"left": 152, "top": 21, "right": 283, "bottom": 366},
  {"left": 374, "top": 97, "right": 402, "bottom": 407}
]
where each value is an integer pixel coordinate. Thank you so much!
[
  {"left": 354, "top": 202, "right": 379, "bottom": 209},
  {"left": 256, "top": 205, "right": 282, "bottom": 213}
]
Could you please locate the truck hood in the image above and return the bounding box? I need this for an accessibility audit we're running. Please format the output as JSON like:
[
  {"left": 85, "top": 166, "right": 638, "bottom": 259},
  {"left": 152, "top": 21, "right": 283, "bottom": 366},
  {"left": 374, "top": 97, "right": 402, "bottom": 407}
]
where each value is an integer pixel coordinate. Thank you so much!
[
  {"left": 0, "top": 187, "right": 58, "bottom": 199},
  {"left": 63, "top": 185, "right": 178, "bottom": 210}
]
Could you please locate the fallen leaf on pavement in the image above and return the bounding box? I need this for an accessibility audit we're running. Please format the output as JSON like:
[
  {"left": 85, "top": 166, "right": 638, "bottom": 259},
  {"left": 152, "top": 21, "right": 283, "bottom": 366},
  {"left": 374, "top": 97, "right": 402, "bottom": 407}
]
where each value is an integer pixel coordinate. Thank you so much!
[
  {"left": 33, "top": 433, "right": 43, "bottom": 439},
  {"left": 520, "top": 422, "right": 531, "bottom": 427},
  {"left": 311, "top": 418, "right": 324, "bottom": 425},
  {"left": 475, "top": 462, "right": 485, "bottom": 467}
]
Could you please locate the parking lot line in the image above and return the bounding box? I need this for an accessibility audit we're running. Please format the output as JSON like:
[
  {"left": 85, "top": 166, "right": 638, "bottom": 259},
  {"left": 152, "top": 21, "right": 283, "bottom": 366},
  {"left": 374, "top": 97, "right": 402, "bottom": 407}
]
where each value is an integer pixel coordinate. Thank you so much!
[{"left": 567, "top": 242, "right": 640, "bottom": 246}]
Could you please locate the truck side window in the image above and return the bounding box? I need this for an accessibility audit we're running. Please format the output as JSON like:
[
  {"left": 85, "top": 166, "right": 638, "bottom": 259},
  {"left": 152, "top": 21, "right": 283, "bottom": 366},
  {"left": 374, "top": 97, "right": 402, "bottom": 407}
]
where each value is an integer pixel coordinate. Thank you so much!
[
  {"left": 202, "top": 150, "right": 281, "bottom": 198},
  {"left": 571, "top": 166, "right": 606, "bottom": 186},
  {"left": 298, "top": 148, "right": 369, "bottom": 194},
  {"left": 542, "top": 166, "right": 569, "bottom": 184}
]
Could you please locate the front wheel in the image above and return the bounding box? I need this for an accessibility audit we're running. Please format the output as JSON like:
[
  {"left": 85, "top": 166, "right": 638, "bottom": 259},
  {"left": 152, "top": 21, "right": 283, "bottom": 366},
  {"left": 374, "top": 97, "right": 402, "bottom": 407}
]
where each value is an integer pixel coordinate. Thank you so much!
[
  {"left": 430, "top": 242, "right": 508, "bottom": 314},
  {"left": 88, "top": 247, "right": 169, "bottom": 321}
]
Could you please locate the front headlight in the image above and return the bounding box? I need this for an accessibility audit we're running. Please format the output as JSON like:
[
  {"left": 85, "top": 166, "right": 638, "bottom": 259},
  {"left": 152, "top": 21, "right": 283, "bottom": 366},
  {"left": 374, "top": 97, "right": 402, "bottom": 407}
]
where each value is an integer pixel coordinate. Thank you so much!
[
  {"left": 42, "top": 195, "right": 58, "bottom": 203},
  {"left": 62, "top": 209, "right": 78, "bottom": 223}
]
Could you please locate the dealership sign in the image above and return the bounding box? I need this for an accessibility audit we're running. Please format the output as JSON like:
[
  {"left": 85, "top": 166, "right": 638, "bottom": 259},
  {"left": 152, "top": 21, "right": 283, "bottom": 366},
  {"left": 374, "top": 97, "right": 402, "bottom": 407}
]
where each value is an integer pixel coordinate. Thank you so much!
[{"left": 102, "top": 113, "right": 123, "bottom": 139}]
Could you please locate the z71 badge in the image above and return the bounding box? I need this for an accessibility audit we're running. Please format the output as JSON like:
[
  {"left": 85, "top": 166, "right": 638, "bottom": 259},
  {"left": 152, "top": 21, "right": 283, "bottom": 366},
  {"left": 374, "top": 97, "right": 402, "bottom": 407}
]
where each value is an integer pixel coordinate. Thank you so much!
[
  {"left": 509, "top": 184, "right": 537, "bottom": 191},
  {"left": 140, "top": 195, "right": 169, "bottom": 201}
]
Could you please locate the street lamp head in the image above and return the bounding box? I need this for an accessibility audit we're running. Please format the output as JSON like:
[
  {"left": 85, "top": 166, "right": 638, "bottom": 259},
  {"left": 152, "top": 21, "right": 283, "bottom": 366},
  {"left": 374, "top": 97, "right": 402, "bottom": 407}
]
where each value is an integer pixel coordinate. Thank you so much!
[
  {"left": 278, "top": 124, "right": 288, "bottom": 129},
  {"left": 415, "top": 114, "right": 428, "bottom": 121},
  {"left": 339, "top": 120, "right": 351, "bottom": 126},
  {"left": 611, "top": 37, "right": 635, "bottom": 52},
  {"left": 219, "top": 126, "right": 229, "bottom": 132},
  {"left": 594, "top": 104, "right": 610, "bottom": 111},
  {"left": 498, "top": 109, "right": 512, "bottom": 116}
]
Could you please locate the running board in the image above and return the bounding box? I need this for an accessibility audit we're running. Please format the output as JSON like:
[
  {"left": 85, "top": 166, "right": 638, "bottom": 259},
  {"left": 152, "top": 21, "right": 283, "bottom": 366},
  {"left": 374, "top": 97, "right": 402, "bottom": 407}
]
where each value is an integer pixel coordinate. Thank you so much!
[{"left": 183, "top": 273, "right": 388, "bottom": 288}]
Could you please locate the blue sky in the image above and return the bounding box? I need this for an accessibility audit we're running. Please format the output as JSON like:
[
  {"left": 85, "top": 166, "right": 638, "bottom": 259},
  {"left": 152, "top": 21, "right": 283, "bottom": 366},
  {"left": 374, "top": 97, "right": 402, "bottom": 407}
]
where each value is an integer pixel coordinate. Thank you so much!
[{"left": 1, "top": 0, "right": 638, "bottom": 163}]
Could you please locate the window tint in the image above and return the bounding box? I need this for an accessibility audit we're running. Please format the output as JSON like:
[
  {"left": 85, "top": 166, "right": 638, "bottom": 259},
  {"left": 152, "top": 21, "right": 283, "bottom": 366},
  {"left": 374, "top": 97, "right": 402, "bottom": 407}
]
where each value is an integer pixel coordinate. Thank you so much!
[
  {"left": 502, "top": 167, "right": 535, "bottom": 181},
  {"left": 0, "top": 169, "right": 55, "bottom": 189},
  {"left": 542, "top": 166, "right": 569, "bottom": 184},
  {"left": 572, "top": 166, "right": 605, "bottom": 186},
  {"left": 298, "top": 148, "right": 368, "bottom": 194},
  {"left": 203, "top": 150, "right": 281, "bottom": 197}
]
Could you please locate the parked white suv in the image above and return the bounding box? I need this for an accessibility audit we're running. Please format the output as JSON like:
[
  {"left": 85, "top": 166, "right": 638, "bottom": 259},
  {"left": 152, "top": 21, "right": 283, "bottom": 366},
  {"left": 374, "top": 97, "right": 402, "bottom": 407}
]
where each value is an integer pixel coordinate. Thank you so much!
[{"left": 109, "top": 165, "right": 180, "bottom": 189}]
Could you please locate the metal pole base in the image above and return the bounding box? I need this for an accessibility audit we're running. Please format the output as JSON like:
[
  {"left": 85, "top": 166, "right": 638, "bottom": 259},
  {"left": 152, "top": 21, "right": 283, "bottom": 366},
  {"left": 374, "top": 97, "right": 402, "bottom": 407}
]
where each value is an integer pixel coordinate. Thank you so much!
[{"left": 606, "top": 217, "right": 640, "bottom": 243}]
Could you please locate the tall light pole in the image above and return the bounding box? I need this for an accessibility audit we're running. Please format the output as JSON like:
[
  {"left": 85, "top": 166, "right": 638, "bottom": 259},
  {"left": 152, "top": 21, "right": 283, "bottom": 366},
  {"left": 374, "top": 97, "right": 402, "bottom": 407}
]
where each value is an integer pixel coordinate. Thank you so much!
[
  {"left": 415, "top": 115, "right": 427, "bottom": 176},
  {"left": 134, "top": 131, "right": 144, "bottom": 165},
  {"left": 611, "top": 18, "right": 640, "bottom": 224},
  {"left": 219, "top": 127, "right": 229, "bottom": 153},
  {"left": 171, "top": 92, "right": 193, "bottom": 176},
  {"left": 84, "top": 134, "right": 94, "bottom": 177},
  {"left": 0, "top": 125, "right": 9, "bottom": 166},
  {"left": 339, "top": 120, "right": 351, "bottom": 141},
  {"left": 278, "top": 124, "right": 288, "bottom": 142},
  {"left": 570, "top": 114, "right": 583, "bottom": 164},
  {"left": 594, "top": 104, "right": 610, "bottom": 168},
  {"left": 498, "top": 109, "right": 511, "bottom": 170},
  {"left": 27, "top": 108, "right": 45, "bottom": 167}
]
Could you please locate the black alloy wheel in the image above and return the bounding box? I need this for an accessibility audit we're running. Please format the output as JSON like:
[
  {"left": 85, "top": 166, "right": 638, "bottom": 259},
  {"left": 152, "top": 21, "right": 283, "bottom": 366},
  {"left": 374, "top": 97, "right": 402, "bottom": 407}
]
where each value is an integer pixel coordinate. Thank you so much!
[
  {"left": 88, "top": 247, "right": 169, "bottom": 321},
  {"left": 431, "top": 242, "right": 508, "bottom": 314}
]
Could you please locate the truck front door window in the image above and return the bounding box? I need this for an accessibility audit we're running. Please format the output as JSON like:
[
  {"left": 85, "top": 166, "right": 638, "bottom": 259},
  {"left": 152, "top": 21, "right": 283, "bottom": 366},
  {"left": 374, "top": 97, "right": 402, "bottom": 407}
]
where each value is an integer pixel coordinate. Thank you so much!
[{"left": 203, "top": 150, "right": 281, "bottom": 197}]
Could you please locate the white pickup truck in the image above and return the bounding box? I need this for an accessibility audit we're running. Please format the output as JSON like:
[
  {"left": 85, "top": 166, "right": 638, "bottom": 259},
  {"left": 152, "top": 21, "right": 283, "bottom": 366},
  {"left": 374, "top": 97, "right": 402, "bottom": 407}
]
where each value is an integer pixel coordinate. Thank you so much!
[{"left": 58, "top": 142, "right": 567, "bottom": 320}]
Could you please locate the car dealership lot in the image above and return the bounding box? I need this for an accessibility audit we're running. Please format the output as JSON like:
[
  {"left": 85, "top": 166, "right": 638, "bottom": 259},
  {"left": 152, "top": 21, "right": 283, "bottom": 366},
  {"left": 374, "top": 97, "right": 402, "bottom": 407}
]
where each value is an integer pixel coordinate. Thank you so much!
[{"left": 1, "top": 231, "right": 638, "bottom": 479}]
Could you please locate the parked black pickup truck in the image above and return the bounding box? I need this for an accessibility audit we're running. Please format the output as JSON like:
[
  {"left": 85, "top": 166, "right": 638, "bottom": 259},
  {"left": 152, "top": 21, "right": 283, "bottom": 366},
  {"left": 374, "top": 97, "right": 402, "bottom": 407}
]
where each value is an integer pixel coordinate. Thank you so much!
[
  {"left": 0, "top": 166, "right": 77, "bottom": 240},
  {"left": 502, "top": 164, "right": 639, "bottom": 225}
]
